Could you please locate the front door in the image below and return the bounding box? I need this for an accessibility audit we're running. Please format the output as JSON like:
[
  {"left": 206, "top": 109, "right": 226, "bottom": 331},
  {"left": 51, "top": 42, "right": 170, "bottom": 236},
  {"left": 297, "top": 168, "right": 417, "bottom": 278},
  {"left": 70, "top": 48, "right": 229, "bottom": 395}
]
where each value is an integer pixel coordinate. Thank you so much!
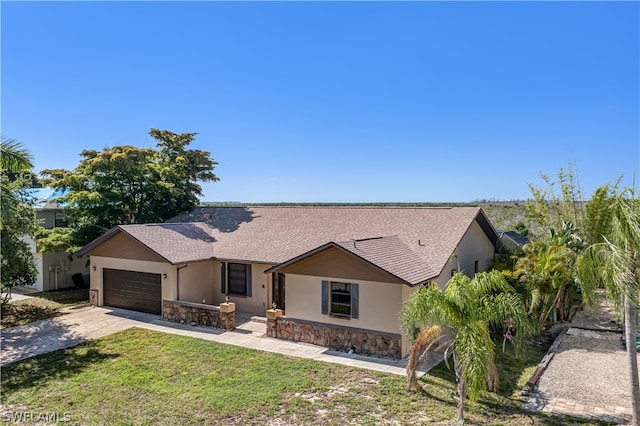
[{"left": 272, "top": 273, "right": 285, "bottom": 312}]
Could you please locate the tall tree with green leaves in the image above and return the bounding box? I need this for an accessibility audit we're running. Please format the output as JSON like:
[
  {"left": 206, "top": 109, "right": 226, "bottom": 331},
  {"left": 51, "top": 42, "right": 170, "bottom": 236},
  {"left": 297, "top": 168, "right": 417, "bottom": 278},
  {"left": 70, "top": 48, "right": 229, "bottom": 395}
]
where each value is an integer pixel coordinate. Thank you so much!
[
  {"left": 576, "top": 188, "right": 640, "bottom": 425},
  {"left": 401, "top": 270, "right": 534, "bottom": 425},
  {"left": 525, "top": 164, "right": 584, "bottom": 238},
  {"left": 1, "top": 137, "right": 37, "bottom": 303},
  {"left": 149, "top": 129, "right": 219, "bottom": 216},
  {"left": 40, "top": 129, "right": 219, "bottom": 253}
]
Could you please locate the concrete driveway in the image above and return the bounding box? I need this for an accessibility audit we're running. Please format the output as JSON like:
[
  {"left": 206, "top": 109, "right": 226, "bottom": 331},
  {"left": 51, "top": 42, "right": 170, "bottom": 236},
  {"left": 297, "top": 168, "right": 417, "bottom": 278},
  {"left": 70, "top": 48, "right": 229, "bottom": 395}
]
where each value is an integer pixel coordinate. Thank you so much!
[{"left": 1, "top": 306, "right": 166, "bottom": 366}]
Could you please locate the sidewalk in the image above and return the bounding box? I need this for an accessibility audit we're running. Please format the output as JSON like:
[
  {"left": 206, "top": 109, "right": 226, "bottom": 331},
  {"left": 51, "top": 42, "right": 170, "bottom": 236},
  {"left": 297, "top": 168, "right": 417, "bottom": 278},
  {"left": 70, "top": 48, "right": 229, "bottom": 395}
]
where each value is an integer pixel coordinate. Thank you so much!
[
  {"left": 0, "top": 292, "right": 35, "bottom": 303},
  {"left": 1, "top": 306, "right": 413, "bottom": 377}
]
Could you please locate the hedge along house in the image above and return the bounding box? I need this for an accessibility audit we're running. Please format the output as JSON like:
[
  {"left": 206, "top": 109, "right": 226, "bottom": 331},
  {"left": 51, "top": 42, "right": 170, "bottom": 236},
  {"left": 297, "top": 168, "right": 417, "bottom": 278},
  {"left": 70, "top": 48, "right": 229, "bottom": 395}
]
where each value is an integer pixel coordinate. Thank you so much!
[{"left": 77, "top": 206, "right": 498, "bottom": 358}]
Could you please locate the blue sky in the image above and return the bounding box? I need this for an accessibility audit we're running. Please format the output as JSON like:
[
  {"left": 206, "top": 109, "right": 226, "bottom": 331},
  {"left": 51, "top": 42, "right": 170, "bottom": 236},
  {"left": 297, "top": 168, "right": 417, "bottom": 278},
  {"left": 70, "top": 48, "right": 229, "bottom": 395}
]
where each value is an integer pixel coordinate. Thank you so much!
[{"left": 2, "top": 1, "right": 638, "bottom": 203}]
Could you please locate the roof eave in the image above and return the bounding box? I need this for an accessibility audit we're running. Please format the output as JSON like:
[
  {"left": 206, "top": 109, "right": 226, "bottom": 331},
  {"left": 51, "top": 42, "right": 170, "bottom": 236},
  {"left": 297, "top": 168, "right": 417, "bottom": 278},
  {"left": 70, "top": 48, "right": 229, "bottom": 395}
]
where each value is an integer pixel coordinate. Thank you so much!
[{"left": 475, "top": 208, "right": 500, "bottom": 247}]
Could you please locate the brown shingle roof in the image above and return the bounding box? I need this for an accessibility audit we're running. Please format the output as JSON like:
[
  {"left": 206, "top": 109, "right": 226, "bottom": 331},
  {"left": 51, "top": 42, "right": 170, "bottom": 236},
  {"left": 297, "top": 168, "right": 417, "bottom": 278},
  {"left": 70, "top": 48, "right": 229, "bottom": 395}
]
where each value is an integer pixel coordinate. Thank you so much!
[
  {"left": 172, "top": 206, "right": 495, "bottom": 279},
  {"left": 78, "top": 222, "right": 215, "bottom": 264},
  {"left": 78, "top": 206, "right": 497, "bottom": 283},
  {"left": 336, "top": 236, "right": 437, "bottom": 285}
]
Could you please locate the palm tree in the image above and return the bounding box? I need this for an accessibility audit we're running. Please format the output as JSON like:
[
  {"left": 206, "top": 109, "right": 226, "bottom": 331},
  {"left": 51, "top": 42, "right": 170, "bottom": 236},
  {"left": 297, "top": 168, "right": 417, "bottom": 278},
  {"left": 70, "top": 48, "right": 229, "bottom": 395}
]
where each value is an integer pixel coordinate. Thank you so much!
[
  {"left": 516, "top": 220, "right": 589, "bottom": 324},
  {"left": 0, "top": 137, "right": 36, "bottom": 303},
  {"left": 517, "top": 239, "right": 575, "bottom": 322},
  {"left": 577, "top": 188, "right": 640, "bottom": 425},
  {"left": 1, "top": 136, "right": 34, "bottom": 225},
  {"left": 401, "top": 270, "right": 534, "bottom": 425}
]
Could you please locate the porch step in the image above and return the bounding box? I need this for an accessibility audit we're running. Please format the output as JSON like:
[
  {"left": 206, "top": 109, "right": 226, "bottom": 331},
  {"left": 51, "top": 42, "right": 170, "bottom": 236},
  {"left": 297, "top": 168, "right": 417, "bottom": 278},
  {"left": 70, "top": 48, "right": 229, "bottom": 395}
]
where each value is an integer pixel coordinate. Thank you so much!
[{"left": 250, "top": 316, "right": 267, "bottom": 324}]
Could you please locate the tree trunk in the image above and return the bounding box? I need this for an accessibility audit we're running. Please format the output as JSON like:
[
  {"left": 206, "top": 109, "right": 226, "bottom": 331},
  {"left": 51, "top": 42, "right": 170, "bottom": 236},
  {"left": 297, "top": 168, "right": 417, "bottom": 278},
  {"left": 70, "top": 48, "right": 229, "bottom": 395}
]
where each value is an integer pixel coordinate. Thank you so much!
[
  {"left": 457, "top": 376, "right": 466, "bottom": 426},
  {"left": 453, "top": 351, "right": 466, "bottom": 425},
  {"left": 625, "top": 296, "right": 640, "bottom": 426}
]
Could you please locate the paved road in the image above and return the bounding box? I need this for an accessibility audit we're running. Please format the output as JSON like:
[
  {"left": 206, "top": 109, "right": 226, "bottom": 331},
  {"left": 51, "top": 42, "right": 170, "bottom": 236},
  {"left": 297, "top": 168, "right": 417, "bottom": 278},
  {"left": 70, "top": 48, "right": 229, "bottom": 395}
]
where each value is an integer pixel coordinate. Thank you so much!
[{"left": 0, "top": 306, "right": 413, "bottom": 377}]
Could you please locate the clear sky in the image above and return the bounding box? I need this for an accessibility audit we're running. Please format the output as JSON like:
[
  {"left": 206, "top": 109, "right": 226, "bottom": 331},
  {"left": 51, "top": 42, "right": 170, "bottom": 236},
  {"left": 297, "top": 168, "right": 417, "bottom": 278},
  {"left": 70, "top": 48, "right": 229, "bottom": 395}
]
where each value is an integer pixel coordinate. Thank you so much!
[{"left": 2, "top": 1, "right": 639, "bottom": 203}]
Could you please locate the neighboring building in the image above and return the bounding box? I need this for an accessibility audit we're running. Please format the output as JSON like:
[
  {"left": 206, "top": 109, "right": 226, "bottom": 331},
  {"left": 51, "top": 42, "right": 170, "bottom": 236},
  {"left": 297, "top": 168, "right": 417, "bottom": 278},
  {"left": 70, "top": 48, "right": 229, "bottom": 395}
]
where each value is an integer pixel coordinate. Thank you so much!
[
  {"left": 77, "top": 206, "right": 499, "bottom": 358},
  {"left": 497, "top": 229, "right": 529, "bottom": 254},
  {"left": 23, "top": 188, "right": 89, "bottom": 292}
]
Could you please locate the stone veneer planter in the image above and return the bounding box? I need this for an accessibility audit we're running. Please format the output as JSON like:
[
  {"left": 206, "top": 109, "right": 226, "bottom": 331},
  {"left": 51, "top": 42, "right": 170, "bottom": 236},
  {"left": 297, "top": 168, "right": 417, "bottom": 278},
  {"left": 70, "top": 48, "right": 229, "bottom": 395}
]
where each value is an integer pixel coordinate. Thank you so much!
[
  {"left": 266, "top": 312, "right": 401, "bottom": 359},
  {"left": 89, "top": 289, "right": 98, "bottom": 307},
  {"left": 163, "top": 300, "right": 235, "bottom": 331}
]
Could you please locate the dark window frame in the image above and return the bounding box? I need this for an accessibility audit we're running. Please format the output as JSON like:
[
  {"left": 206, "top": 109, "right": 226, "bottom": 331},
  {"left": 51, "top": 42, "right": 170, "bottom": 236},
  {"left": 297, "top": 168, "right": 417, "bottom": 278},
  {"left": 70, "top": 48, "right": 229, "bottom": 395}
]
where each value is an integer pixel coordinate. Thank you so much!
[
  {"left": 330, "top": 281, "right": 352, "bottom": 318},
  {"left": 54, "top": 211, "right": 69, "bottom": 228},
  {"left": 321, "top": 280, "right": 359, "bottom": 319},
  {"left": 221, "top": 262, "right": 252, "bottom": 297}
]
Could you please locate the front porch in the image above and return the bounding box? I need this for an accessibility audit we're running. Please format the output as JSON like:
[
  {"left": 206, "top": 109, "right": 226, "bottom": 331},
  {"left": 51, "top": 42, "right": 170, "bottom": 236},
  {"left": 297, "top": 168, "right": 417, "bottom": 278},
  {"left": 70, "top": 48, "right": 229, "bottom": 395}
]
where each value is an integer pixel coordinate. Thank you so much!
[{"left": 160, "top": 299, "right": 268, "bottom": 335}]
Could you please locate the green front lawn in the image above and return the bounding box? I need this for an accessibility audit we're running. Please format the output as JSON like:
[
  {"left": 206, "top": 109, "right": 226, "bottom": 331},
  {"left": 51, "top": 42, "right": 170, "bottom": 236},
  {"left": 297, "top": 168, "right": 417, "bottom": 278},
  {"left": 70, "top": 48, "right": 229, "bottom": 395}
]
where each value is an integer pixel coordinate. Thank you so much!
[
  {"left": 1, "top": 288, "right": 89, "bottom": 329},
  {"left": 1, "top": 328, "right": 599, "bottom": 425}
]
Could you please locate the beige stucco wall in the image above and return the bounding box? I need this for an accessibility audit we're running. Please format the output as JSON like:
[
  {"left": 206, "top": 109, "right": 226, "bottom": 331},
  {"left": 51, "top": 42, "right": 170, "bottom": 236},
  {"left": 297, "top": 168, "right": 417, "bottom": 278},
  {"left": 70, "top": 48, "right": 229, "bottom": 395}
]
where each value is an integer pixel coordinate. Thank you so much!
[
  {"left": 25, "top": 250, "right": 89, "bottom": 292},
  {"left": 89, "top": 256, "right": 175, "bottom": 307},
  {"left": 88, "top": 232, "right": 165, "bottom": 262},
  {"left": 177, "top": 260, "right": 215, "bottom": 305},
  {"left": 41, "top": 253, "right": 89, "bottom": 291},
  {"left": 89, "top": 256, "right": 269, "bottom": 315},
  {"left": 210, "top": 261, "right": 270, "bottom": 315},
  {"left": 22, "top": 231, "right": 89, "bottom": 292},
  {"left": 456, "top": 220, "right": 496, "bottom": 276},
  {"left": 284, "top": 273, "right": 403, "bottom": 335},
  {"left": 431, "top": 220, "right": 495, "bottom": 288}
]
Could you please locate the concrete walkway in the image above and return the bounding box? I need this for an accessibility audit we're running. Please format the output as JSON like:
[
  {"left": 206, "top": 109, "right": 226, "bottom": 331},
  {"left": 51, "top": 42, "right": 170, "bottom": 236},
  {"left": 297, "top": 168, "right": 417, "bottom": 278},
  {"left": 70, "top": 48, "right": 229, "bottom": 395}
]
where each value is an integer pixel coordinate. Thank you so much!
[
  {"left": 0, "top": 292, "right": 34, "bottom": 303},
  {"left": 0, "top": 306, "right": 413, "bottom": 376},
  {"left": 524, "top": 291, "right": 633, "bottom": 424}
]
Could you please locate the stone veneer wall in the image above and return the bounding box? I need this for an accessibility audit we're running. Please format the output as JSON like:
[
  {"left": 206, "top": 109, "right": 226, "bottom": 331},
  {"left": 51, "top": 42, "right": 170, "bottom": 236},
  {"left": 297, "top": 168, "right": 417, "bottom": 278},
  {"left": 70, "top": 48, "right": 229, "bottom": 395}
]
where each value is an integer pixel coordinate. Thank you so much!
[
  {"left": 163, "top": 300, "right": 235, "bottom": 331},
  {"left": 267, "top": 316, "right": 401, "bottom": 359}
]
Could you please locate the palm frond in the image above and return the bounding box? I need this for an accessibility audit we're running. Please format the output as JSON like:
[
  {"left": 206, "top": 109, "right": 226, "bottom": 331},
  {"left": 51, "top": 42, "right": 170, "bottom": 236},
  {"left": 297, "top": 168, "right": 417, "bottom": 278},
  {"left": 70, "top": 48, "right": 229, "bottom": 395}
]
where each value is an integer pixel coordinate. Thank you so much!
[
  {"left": 401, "top": 283, "right": 460, "bottom": 333},
  {"left": 471, "top": 270, "right": 512, "bottom": 297},
  {"left": 406, "top": 325, "right": 445, "bottom": 389},
  {"left": 577, "top": 188, "right": 640, "bottom": 314},
  {"left": 444, "top": 273, "right": 475, "bottom": 321},
  {"left": 455, "top": 321, "right": 493, "bottom": 402},
  {"left": 603, "top": 241, "right": 639, "bottom": 307},
  {"left": 609, "top": 189, "right": 640, "bottom": 251},
  {"left": 576, "top": 244, "right": 607, "bottom": 306},
  {"left": 1, "top": 136, "right": 34, "bottom": 172}
]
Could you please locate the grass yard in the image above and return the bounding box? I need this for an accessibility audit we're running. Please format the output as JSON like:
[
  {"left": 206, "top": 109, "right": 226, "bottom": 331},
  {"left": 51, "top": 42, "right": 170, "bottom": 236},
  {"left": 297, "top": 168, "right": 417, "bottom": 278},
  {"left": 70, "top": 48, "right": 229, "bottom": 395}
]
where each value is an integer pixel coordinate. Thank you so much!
[
  {"left": 1, "top": 328, "right": 603, "bottom": 425},
  {"left": 1, "top": 288, "right": 89, "bottom": 329}
]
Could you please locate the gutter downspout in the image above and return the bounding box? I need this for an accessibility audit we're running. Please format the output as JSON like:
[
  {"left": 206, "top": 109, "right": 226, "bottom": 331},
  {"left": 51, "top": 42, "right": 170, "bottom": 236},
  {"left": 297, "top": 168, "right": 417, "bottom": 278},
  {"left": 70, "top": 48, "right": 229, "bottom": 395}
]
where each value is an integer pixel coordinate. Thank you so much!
[{"left": 176, "top": 264, "right": 189, "bottom": 301}]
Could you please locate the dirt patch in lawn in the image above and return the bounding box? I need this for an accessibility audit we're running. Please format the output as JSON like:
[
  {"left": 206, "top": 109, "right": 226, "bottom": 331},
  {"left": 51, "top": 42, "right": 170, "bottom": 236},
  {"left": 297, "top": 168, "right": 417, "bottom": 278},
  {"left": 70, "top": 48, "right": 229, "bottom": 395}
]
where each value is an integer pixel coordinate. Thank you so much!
[{"left": 1, "top": 289, "right": 89, "bottom": 329}]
